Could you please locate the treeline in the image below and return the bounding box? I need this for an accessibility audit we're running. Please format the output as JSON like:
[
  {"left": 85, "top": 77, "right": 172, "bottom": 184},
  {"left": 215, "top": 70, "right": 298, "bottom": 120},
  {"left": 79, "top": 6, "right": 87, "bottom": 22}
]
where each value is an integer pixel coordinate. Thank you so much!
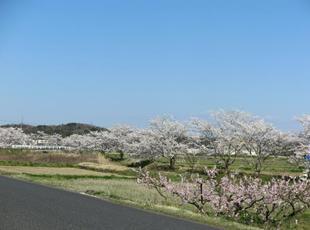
[{"left": 1, "top": 123, "right": 107, "bottom": 137}]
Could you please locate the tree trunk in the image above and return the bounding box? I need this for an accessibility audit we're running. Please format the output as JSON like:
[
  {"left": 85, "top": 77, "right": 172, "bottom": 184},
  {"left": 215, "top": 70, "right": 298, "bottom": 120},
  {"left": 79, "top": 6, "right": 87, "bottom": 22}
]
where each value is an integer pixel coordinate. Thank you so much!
[
  {"left": 254, "top": 161, "right": 262, "bottom": 177},
  {"left": 119, "top": 151, "right": 124, "bottom": 160},
  {"left": 169, "top": 155, "right": 176, "bottom": 170},
  {"left": 223, "top": 159, "right": 230, "bottom": 175}
]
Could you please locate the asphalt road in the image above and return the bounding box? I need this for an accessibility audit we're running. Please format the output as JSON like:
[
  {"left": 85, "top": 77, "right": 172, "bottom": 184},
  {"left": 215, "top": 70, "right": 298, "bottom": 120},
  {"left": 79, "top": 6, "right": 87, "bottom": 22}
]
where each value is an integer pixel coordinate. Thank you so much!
[{"left": 0, "top": 176, "right": 217, "bottom": 230}]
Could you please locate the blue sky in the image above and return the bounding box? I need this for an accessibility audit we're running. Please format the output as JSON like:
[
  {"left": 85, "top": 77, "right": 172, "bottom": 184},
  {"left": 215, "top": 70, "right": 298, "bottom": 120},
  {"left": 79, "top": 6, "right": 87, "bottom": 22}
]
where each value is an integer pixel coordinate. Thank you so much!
[{"left": 0, "top": 0, "right": 309, "bottom": 129}]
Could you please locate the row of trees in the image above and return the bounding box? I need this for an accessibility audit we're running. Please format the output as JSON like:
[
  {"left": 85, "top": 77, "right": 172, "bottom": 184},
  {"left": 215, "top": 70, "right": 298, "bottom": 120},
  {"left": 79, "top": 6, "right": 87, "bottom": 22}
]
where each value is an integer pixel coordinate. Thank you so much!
[
  {"left": 138, "top": 168, "right": 310, "bottom": 227},
  {"left": 0, "top": 111, "right": 309, "bottom": 174}
]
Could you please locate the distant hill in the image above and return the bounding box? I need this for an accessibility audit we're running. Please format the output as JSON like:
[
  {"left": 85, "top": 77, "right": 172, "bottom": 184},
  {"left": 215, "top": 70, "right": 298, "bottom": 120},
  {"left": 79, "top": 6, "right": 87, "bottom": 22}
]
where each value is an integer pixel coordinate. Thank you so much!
[{"left": 1, "top": 123, "right": 108, "bottom": 137}]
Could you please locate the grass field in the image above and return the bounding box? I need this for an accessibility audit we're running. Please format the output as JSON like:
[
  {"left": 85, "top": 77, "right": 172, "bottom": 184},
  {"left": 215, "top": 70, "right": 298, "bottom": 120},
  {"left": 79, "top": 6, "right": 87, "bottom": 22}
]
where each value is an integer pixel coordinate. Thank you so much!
[
  {"left": 0, "top": 149, "right": 309, "bottom": 230},
  {"left": 158, "top": 156, "right": 303, "bottom": 175},
  {"left": 0, "top": 165, "right": 112, "bottom": 176}
]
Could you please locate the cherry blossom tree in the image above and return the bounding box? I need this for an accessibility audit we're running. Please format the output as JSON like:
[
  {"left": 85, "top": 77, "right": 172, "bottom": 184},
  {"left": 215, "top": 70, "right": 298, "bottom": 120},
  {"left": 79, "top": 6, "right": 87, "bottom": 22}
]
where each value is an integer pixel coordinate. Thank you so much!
[
  {"left": 62, "top": 133, "right": 97, "bottom": 150},
  {"left": 108, "top": 125, "right": 136, "bottom": 160},
  {"left": 55, "top": 125, "right": 140, "bottom": 159},
  {"left": 298, "top": 115, "right": 310, "bottom": 141},
  {"left": 99, "top": 125, "right": 140, "bottom": 160},
  {"left": 83, "top": 125, "right": 139, "bottom": 159},
  {"left": 192, "top": 110, "right": 291, "bottom": 175},
  {"left": 0, "top": 127, "right": 31, "bottom": 148},
  {"left": 290, "top": 115, "right": 310, "bottom": 178},
  {"left": 192, "top": 111, "right": 245, "bottom": 173},
  {"left": 125, "top": 129, "right": 160, "bottom": 160},
  {"left": 144, "top": 116, "right": 188, "bottom": 169},
  {"left": 218, "top": 111, "right": 282, "bottom": 175}
]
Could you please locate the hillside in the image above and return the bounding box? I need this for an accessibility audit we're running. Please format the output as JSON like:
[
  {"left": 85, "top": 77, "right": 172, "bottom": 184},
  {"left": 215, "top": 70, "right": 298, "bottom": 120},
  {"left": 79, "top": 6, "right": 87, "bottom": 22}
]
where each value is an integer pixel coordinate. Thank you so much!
[{"left": 1, "top": 123, "right": 108, "bottom": 137}]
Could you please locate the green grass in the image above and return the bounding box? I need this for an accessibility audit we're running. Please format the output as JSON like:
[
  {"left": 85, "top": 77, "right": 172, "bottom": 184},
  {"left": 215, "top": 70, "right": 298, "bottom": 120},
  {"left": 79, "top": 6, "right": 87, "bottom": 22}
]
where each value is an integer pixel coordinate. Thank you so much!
[
  {"left": 0, "top": 160, "right": 76, "bottom": 168},
  {"left": 154, "top": 156, "right": 303, "bottom": 177},
  {"left": 22, "top": 173, "right": 133, "bottom": 180}
]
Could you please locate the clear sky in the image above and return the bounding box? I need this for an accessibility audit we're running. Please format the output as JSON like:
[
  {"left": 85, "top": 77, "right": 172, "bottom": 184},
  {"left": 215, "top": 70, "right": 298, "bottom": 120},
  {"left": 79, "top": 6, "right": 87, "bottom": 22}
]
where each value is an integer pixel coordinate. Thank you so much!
[{"left": 0, "top": 0, "right": 309, "bottom": 129}]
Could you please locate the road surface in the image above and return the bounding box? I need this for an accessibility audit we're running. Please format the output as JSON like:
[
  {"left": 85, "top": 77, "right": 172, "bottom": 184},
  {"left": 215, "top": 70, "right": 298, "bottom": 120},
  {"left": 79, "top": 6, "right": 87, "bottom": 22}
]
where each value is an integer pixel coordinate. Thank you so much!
[{"left": 0, "top": 176, "right": 218, "bottom": 230}]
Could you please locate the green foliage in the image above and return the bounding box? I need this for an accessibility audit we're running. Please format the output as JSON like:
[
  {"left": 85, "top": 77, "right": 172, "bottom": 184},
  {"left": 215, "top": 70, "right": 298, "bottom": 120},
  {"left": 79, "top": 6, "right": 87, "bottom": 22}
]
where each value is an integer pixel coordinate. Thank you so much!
[
  {"left": 127, "top": 159, "right": 154, "bottom": 168},
  {"left": 104, "top": 152, "right": 124, "bottom": 161},
  {"left": 1, "top": 123, "right": 108, "bottom": 137}
]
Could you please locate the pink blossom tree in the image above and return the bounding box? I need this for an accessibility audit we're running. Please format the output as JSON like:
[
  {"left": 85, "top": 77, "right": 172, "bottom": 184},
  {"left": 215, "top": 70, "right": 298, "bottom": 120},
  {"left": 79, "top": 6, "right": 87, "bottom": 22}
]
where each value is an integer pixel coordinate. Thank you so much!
[
  {"left": 192, "top": 111, "right": 245, "bottom": 173},
  {"left": 0, "top": 127, "right": 31, "bottom": 148},
  {"left": 212, "top": 110, "right": 282, "bottom": 175},
  {"left": 146, "top": 116, "right": 188, "bottom": 169},
  {"left": 138, "top": 169, "right": 310, "bottom": 227},
  {"left": 291, "top": 115, "right": 310, "bottom": 178}
]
